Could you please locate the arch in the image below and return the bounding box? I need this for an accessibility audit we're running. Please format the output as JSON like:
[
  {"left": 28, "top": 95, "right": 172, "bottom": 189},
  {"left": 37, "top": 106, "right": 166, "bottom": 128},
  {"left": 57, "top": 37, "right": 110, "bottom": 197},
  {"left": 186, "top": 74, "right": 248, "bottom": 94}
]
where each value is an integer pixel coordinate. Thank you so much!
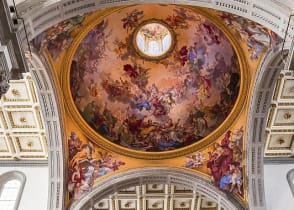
[
  {"left": 0, "top": 171, "right": 26, "bottom": 210},
  {"left": 287, "top": 168, "right": 294, "bottom": 197},
  {"left": 246, "top": 46, "right": 287, "bottom": 210},
  {"left": 15, "top": 0, "right": 293, "bottom": 47},
  {"left": 10, "top": 2, "right": 292, "bottom": 210},
  {"left": 69, "top": 167, "right": 245, "bottom": 210},
  {"left": 27, "top": 52, "right": 66, "bottom": 210}
]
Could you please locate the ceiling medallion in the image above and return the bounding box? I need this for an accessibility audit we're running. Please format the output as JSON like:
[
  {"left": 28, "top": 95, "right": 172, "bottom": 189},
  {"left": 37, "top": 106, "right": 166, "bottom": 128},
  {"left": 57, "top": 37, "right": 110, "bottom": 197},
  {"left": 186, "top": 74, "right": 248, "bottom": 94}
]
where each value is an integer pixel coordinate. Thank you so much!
[{"left": 133, "top": 19, "right": 175, "bottom": 60}]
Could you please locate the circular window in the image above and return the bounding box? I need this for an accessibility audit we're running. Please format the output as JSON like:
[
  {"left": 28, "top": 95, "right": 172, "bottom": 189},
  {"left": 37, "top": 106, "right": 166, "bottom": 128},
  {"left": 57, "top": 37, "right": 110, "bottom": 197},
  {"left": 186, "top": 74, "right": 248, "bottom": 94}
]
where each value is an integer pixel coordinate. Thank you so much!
[{"left": 133, "top": 20, "right": 174, "bottom": 60}]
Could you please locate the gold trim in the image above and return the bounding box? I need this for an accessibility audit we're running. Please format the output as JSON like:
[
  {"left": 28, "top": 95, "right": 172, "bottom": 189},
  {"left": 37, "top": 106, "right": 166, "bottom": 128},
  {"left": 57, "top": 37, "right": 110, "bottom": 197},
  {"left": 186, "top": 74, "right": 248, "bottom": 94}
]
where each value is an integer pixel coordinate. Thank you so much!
[
  {"left": 10, "top": 132, "right": 39, "bottom": 134},
  {"left": 139, "top": 188, "right": 143, "bottom": 210},
  {"left": 5, "top": 105, "right": 32, "bottom": 108},
  {"left": 7, "top": 111, "right": 36, "bottom": 129},
  {"left": 173, "top": 199, "right": 191, "bottom": 210},
  {"left": 266, "top": 107, "right": 274, "bottom": 127},
  {"left": 273, "top": 122, "right": 294, "bottom": 126},
  {"left": 35, "top": 107, "right": 44, "bottom": 129},
  {"left": 118, "top": 200, "right": 136, "bottom": 210},
  {"left": 146, "top": 199, "right": 163, "bottom": 210},
  {"left": 0, "top": 155, "right": 13, "bottom": 158},
  {"left": 199, "top": 198, "right": 217, "bottom": 209},
  {"left": 0, "top": 136, "right": 9, "bottom": 152},
  {"left": 29, "top": 80, "right": 38, "bottom": 103},
  {"left": 194, "top": 195, "right": 199, "bottom": 210},
  {"left": 7, "top": 135, "right": 15, "bottom": 153},
  {"left": 60, "top": 5, "right": 249, "bottom": 159},
  {"left": 19, "top": 155, "right": 47, "bottom": 158},
  {"left": 273, "top": 79, "right": 280, "bottom": 101},
  {"left": 131, "top": 19, "right": 176, "bottom": 61},
  {"left": 15, "top": 136, "right": 43, "bottom": 152},
  {"left": 272, "top": 109, "right": 294, "bottom": 126},
  {"left": 281, "top": 79, "right": 294, "bottom": 99},
  {"left": 264, "top": 152, "right": 291, "bottom": 156},
  {"left": 267, "top": 135, "right": 294, "bottom": 150},
  {"left": 277, "top": 103, "right": 294, "bottom": 106},
  {"left": 0, "top": 111, "right": 8, "bottom": 129},
  {"left": 11, "top": 89, "right": 20, "bottom": 96},
  {"left": 2, "top": 81, "right": 30, "bottom": 102},
  {"left": 43, "top": 135, "right": 48, "bottom": 152},
  {"left": 271, "top": 129, "right": 294, "bottom": 132},
  {"left": 19, "top": 117, "right": 27, "bottom": 123}
]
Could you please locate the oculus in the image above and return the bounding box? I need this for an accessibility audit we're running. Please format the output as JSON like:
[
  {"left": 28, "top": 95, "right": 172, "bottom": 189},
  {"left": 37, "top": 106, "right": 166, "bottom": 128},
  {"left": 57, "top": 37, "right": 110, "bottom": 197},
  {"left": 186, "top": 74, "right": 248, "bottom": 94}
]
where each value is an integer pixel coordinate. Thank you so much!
[{"left": 134, "top": 20, "right": 173, "bottom": 59}]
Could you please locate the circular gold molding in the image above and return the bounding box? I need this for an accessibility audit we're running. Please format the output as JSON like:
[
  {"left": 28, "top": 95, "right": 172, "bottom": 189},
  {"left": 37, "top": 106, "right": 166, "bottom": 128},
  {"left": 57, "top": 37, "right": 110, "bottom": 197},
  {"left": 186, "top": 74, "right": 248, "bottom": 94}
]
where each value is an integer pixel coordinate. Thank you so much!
[
  {"left": 131, "top": 19, "right": 176, "bottom": 61},
  {"left": 61, "top": 5, "right": 249, "bottom": 160}
]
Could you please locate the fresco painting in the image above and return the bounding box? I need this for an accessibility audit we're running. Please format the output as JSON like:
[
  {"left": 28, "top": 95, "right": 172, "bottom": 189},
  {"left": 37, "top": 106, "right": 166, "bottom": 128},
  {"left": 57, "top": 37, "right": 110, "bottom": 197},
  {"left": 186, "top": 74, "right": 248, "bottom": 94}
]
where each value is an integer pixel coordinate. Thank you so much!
[
  {"left": 32, "top": 15, "right": 85, "bottom": 59},
  {"left": 218, "top": 12, "right": 280, "bottom": 60},
  {"left": 67, "top": 131, "right": 125, "bottom": 200},
  {"left": 70, "top": 5, "right": 241, "bottom": 152},
  {"left": 184, "top": 151, "right": 205, "bottom": 168},
  {"left": 184, "top": 126, "right": 244, "bottom": 195},
  {"left": 121, "top": 9, "right": 144, "bottom": 33}
]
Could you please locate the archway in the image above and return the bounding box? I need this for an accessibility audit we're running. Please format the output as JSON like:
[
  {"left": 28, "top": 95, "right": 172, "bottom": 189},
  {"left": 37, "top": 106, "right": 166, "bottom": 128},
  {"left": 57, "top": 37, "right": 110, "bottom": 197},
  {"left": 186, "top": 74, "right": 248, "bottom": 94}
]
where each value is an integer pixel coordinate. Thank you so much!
[
  {"left": 69, "top": 167, "right": 245, "bottom": 210},
  {"left": 246, "top": 47, "right": 287, "bottom": 209},
  {"left": 27, "top": 53, "right": 66, "bottom": 210}
]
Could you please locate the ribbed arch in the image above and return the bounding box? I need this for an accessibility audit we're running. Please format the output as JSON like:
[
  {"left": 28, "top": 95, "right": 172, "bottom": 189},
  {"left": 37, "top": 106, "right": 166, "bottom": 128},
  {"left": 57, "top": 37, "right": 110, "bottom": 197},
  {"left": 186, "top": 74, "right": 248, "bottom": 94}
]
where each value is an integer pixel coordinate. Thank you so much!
[
  {"left": 27, "top": 52, "right": 66, "bottom": 210},
  {"left": 69, "top": 168, "right": 245, "bottom": 210},
  {"left": 246, "top": 47, "right": 287, "bottom": 210}
]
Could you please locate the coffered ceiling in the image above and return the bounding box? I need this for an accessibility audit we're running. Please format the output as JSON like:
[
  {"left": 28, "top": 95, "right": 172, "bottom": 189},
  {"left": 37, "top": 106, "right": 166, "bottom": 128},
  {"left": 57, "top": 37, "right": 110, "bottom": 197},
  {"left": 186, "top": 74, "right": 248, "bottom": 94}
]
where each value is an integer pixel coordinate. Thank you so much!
[
  {"left": 0, "top": 73, "right": 48, "bottom": 160},
  {"left": 92, "top": 184, "right": 219, "bottom": 210},
  {"left": 265, "top": 70, "right": 294, "bottom": 157}
]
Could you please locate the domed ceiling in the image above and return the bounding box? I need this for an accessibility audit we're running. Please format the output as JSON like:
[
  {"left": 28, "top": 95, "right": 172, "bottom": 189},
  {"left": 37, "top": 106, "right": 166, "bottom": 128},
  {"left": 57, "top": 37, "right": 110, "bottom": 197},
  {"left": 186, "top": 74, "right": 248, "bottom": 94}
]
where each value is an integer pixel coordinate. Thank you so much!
[{"left": 69, "top": 4, "right": 241, "bottom": 152}]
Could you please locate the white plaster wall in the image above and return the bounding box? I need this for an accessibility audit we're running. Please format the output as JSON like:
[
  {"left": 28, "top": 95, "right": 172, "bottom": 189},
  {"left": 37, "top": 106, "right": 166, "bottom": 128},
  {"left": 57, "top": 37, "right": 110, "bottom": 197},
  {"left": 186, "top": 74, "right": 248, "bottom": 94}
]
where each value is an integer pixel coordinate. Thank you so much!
[
  {"left": 264, "top": 164, "right": 294, "bottom": 210},
  {"left": 0, "top": 166, "right": 48, "bottom": 210}
]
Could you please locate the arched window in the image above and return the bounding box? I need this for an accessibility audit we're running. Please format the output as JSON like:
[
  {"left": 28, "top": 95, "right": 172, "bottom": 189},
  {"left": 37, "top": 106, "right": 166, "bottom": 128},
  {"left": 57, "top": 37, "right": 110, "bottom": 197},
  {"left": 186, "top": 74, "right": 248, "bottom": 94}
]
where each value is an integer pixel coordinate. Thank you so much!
[
  {"left": 0, "top": 171, "right": 26, "bottom": 210},
  {"left": 287, "top": 168, "right": 294, "bottom": 197}
]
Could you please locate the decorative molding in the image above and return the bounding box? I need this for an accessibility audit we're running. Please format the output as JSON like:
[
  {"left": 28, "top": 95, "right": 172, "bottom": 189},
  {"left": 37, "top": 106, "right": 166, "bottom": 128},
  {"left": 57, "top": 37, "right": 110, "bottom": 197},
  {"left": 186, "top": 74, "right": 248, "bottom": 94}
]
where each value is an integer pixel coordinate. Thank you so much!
[
  {"left": 14, "top": 0, "right": 294, "bottom": 48},
  {"left": 264, "top": 157, "right": 294, "bottom": 164},
  {"left": 246, "top": 47, "right": 286, "bottom": 210},
  {"left": 28, "top": 52, "right": 66, "bottom": 210},
  {"left": 60, "top": 5, "right": 250, "bottom": 159},
  {"left": 0, "top": 159, "right": 48, "bottom": 167},
  {"left": 69, "top": 168, "right": 245, "bottom": 210}
]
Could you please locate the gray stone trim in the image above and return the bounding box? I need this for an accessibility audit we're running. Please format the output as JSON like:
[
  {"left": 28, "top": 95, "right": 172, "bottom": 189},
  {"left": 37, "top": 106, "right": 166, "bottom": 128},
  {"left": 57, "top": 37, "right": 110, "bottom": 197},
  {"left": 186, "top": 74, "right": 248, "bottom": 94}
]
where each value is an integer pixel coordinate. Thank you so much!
[
  {"left": 0, "top": 0, "right": 28, "bottom": 80},
  {"left": 246, "top": 46, "right": 286, "bottom": 210},
  {"left": 28, "top": 52, "right": 65, "bottom": 210},
  {"left": 0, "top": 159, "right": 48, "bottom": 167},
  {"left": 14, "top": 0, "right": 294, "bottom": 48},
  {"left": 70, "top": 168, "right": 246, "bottom": 210},
  {"left": 264, "top": 157, "right": 294, "bottom": 164}
]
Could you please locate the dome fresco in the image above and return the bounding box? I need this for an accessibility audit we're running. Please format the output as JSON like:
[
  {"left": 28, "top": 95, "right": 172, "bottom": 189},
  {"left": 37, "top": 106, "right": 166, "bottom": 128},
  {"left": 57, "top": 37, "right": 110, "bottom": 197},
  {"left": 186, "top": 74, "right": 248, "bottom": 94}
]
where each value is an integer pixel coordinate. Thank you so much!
[{"left": 69, "top": 5, "right": 241, "bottom": 152}]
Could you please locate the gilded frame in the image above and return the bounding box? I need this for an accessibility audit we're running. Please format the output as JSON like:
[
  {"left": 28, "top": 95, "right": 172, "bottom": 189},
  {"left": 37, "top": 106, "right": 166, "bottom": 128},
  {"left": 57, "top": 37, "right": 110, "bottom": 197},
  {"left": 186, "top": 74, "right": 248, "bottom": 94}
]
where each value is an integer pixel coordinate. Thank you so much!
[{"left": 60, "top": 5, "right": 249, "bottom": 159}]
